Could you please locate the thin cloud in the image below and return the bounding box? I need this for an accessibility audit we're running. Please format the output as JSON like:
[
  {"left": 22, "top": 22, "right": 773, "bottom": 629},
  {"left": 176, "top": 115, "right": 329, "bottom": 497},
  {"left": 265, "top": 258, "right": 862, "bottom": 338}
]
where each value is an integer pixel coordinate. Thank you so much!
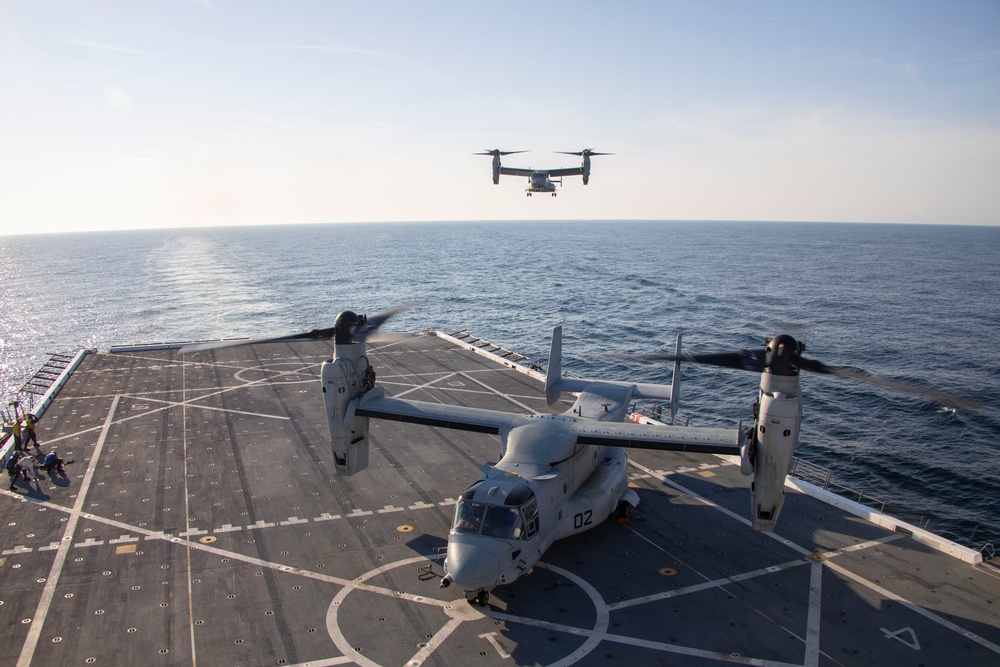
[
  {"left": 65, "top": 39, "right": 160, "bottom": 56},
  {"left": 270, "top": 44, "right": 389, "bottom": 59},
  {"left": 269, "top": 44, "right": 449, "bottom": 82}
]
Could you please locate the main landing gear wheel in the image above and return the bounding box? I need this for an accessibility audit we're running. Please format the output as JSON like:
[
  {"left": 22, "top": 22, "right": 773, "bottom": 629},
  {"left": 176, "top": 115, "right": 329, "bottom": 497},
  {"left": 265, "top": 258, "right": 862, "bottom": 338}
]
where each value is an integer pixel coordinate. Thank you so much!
[
  {"left": 615, "top": 499, "right": 634, "bottom": 522},
  {"left": 472, "top": 588, "right": 490, "bottom": 607}
]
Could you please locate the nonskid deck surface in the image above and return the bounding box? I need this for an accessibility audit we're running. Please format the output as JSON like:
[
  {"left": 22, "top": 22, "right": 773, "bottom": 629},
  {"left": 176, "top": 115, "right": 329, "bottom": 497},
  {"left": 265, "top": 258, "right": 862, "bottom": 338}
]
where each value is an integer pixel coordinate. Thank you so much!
[{"left": 1, "top": 333, "right": 998, "bottom": 667}]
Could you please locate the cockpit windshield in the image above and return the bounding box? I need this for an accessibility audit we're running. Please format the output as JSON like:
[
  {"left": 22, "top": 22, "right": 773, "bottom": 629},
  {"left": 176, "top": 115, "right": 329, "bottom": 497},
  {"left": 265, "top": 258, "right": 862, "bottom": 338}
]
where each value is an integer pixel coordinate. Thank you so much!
[
  {"left": 453, "top": 500, "right": 486, "bottom": 534},
  {"left": 482, "top": 506, "right": 524, "bottom": 539},
  {"left": 452, "top": 483, "right": 539, "bottom": 540}
]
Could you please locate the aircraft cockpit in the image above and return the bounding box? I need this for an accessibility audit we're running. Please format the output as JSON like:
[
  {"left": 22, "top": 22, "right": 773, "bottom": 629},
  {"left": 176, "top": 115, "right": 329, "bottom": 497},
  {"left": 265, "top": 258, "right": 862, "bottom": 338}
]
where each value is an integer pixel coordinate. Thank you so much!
[{"left": 452, "top": 481, "right": 540, "bottom": 540}]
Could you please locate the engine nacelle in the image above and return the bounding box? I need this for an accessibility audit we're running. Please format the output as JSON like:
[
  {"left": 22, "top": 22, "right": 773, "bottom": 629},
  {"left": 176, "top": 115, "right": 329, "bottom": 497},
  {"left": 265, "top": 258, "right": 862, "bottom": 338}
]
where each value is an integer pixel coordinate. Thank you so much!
[
  {"left": 321, "top": 345, "right": 373, "bottom": 476},
  {"left": 749, "top": 372, "right": 801, "bottom": 531},
  {"left": 492, "top": 154, "right": 501, "bottom": 184},
  {"left": 582, "top": 154, "right": 591, "bottom": 185}
]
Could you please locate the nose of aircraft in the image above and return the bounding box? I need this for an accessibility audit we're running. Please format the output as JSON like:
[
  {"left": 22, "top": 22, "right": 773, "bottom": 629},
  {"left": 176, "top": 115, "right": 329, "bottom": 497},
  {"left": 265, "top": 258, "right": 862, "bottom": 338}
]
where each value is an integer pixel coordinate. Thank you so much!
[{"left": 445, "top": 540, "right": 502, "bottom": 591}]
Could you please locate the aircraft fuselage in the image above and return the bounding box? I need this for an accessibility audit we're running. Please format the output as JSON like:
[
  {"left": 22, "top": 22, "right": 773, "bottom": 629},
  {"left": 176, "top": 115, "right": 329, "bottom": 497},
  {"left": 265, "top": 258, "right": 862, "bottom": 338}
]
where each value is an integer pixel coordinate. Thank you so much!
[
  {"left": 442, "top": 384, "right": 635, "bottom": 599},
  {"left": 526, "top": 171, "right": 558, "bottom": 195}
]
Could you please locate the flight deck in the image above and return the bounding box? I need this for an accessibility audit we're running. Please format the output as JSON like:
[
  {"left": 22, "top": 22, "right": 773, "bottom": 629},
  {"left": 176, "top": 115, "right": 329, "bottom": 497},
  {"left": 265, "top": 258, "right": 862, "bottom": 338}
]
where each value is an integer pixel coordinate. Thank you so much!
[{"left": 1, "top": 331, "right": 998, "bottom": 666}]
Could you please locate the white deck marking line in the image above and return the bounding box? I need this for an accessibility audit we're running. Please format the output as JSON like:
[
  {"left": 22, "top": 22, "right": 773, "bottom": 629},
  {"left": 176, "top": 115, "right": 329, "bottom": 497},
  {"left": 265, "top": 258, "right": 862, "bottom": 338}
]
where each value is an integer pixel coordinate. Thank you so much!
[
  {"left": 375, "top": 370, "right": 454, "bottom": 381},
  {"left": 825, "top": 560, "right": 1000, "bottom": 656},
  {"left": 379, "top": 381, "right": 545, "bottom": 405},
  {"left": 599, "top": 631, "right": 803, "bottom": 667},
  {"left": 477, "top": 632, "right": 511, "bottom": 659},
  {"left": 42, "top": 362, "right": 314, "bottom": 445},
  {"left": 112, "top": 351, "right": 311, "bottom": 374},
  {"left": 391, "top": 372, "right": 461, "bottom": 398},
  {"left": 56, "top": 387, "right": 261, "bottom": 401},
  {"left": 804, "top": 562, "right": 823, "bottom": 667},
  {"left": 17, "top": 394, "right": 121, "bottom": 667},
  {"left": 281, "top": 658, "right": 354, "bottom": 667},
  {"left": 631, "top": 459, "right": 999, "bottom": 659},
  {"left": 484, "top": 609, "right": 803, "bottom": 667},
  {"left": 631, "top": 460, "right": 812, "bottom": 555},
  {"left": 608, "top": 534, "right": 903, "bottom": 611},
  {"left": 182, "top": 361, "right": 198, "bottom": 667},
  {"left": 405, "top": 618, "right": 465, "bottom": 666},
  {"left": 625, "top": 461, "right": 912, "bottom": 665},
  {"left": 120, "top": 394, "right": 291, "bottom": 420},
  {"left": 460, "top": 371, "right": 541, "bottom": 414},
  {"left": 9, "top": 497, "right": 453, "bottom": 607},
  {"left": 285, "top": 655, "right": 356, "bottom": 667},
  {"left": 0, "top": 492, "right": 454, "bottom": 551},
  {"left": 607, "top": 556, "right": 809, "bottom": 610}
]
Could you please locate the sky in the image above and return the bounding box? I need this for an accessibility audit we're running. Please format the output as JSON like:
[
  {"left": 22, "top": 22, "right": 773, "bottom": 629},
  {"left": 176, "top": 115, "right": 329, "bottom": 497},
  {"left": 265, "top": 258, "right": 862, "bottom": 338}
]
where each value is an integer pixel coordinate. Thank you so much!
[{"left": 1, "top": 1, "right": 999, "bottom": 235}]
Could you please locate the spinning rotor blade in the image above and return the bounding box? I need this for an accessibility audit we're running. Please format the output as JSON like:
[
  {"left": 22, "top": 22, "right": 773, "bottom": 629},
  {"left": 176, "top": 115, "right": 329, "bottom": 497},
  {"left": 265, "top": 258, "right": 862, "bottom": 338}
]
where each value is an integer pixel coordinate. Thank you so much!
[
  {"left": 554, "top": 149, "right": 614, "bottom": 156},
  {"left": 351, "top": 303, "right": 413, "bottom": 342},
  {"left": 635, "top": 341, "right": 982, "bottom": 410},
  {"left": 794, "top": 357, "right": 983, "bottom": 410},
  {"left": 473, "top": 149, "right": 529, "bottom": 156},
  {"left": 637, "top": 349, "right": 766, "bottom": 372},
  {"left": 181, "top": 304, "right": 412, "bottom": 355}
]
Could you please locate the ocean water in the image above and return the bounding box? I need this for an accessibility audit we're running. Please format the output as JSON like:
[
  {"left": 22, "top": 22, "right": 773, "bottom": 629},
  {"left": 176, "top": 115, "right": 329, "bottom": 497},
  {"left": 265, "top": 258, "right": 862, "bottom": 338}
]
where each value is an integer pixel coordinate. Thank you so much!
[{"left": 2, "top": 220, "right": 999, "bottom": 549}]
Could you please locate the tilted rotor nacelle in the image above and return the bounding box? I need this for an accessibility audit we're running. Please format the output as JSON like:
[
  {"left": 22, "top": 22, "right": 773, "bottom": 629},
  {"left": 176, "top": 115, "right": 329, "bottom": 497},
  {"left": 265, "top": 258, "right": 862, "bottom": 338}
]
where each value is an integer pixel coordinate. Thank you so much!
[
  {"left": 748, "top": 334, "right": 804, "bottom": 531},
  {"left": 554, "top": 149, "right": 612, "bottom": 185},
  {"left": 320, "top": 310, "right": 378, "bottom": 476},
  {"left": 475, "top": 149, "right": 527, "bottom": 185},
  {"left": 638, "top": 330, "right": 977, "bottom": 531}
]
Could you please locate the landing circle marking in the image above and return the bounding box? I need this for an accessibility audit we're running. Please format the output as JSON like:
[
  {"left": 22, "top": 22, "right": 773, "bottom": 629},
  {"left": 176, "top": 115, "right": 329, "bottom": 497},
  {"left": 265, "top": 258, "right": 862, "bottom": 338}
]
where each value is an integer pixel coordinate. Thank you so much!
[
  {"left": 233, "top": 363, "right": 315, "bottom": 385},
  {"left": 326, "top": 556, "right": 608, "bottom": 667}
]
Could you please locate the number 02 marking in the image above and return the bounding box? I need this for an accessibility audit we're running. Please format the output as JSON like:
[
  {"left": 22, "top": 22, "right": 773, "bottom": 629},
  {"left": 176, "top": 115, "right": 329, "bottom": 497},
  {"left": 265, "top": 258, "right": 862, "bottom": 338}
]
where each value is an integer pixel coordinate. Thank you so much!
[{"left": 573, "top": 510, "right": 593, "bottom": 529}]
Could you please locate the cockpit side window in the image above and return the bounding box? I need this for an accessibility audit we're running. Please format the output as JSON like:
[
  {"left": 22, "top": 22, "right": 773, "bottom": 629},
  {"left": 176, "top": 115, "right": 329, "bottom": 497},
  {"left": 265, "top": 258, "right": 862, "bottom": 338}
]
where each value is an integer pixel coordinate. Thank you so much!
[{"left": 521, "top": 497, "right": 540, "bottom": 538}]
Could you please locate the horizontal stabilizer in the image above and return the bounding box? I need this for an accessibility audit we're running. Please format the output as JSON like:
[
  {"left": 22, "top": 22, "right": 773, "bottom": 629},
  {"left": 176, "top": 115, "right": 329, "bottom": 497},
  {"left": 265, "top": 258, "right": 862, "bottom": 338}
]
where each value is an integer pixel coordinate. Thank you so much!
[{"left": 545, "top": 326, "right": 677, "bottom": 405}]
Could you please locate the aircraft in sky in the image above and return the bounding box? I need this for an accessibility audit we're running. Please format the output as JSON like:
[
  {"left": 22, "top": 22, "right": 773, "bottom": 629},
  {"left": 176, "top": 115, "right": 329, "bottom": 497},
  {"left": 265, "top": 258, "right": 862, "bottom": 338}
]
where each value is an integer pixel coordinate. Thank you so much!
[{"left": 475, "top": 148, "right": 612, "bottom": 196}]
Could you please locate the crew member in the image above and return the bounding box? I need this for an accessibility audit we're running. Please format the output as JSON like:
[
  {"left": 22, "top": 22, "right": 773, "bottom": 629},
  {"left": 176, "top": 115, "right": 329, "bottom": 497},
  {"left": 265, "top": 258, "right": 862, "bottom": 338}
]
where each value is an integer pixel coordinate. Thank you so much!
[
  {"left": 10, "top": 419, "right": 22, "bottom": 452},
  {"left": 6, "top": 452, "right": 24, "bottom": 490},
  {"left": 22, "top": 413, "right": 39, "bottom": 449},
  {"left": 43, "top": 450, "right": 69, "bottom": 476}
]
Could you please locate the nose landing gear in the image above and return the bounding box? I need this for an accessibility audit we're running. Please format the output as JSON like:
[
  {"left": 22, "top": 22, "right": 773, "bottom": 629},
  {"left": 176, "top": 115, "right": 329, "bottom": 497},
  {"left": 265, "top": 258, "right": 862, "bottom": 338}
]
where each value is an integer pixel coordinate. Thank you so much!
[{"left": 467, "top": 588, "right": 490, "bottom": 607}]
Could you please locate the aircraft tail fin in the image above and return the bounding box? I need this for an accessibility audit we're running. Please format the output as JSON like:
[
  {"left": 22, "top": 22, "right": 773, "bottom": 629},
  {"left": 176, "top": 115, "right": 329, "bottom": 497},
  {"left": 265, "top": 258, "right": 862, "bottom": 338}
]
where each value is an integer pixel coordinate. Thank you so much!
[
  {"left": 545, "top": 326, "right": 563, "bottom": 407},
  {"left": 670, "top": 332, "right": 681, "bottom": 422}
]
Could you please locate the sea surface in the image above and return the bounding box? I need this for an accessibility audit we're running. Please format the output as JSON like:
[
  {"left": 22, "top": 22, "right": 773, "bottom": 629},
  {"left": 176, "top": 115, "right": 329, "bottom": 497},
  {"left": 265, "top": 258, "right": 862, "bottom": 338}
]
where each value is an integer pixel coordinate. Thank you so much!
[{"left": 2, "top": 220, "right": 999, "bottom": 549}]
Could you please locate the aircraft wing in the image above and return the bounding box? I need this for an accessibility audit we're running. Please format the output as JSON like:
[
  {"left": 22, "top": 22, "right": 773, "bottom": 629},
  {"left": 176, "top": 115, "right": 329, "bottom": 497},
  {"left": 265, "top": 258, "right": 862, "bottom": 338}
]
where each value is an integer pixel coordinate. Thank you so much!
[
  {"left": 570, "top": 421, "right": 743, "bottom": 456},
  {"left": 545, "top": 167, "right": 584, "bottom": 178},
  {"left": 355, "top": 388, "right": 526, "bottom": 435},
  {"left": 499, "top": 166, "right": 536, "bottom": 178}
]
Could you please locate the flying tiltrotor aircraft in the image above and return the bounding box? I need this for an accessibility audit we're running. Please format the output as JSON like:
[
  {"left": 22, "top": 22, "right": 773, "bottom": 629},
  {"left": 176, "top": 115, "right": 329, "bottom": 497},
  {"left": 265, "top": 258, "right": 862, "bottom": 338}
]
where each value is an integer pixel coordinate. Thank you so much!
[
  {"left": 187, "top": 309, "right": 978, "bottom": 608},
  {"left": 475, "top": 148, "right": 611, "bottom": 196}
]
